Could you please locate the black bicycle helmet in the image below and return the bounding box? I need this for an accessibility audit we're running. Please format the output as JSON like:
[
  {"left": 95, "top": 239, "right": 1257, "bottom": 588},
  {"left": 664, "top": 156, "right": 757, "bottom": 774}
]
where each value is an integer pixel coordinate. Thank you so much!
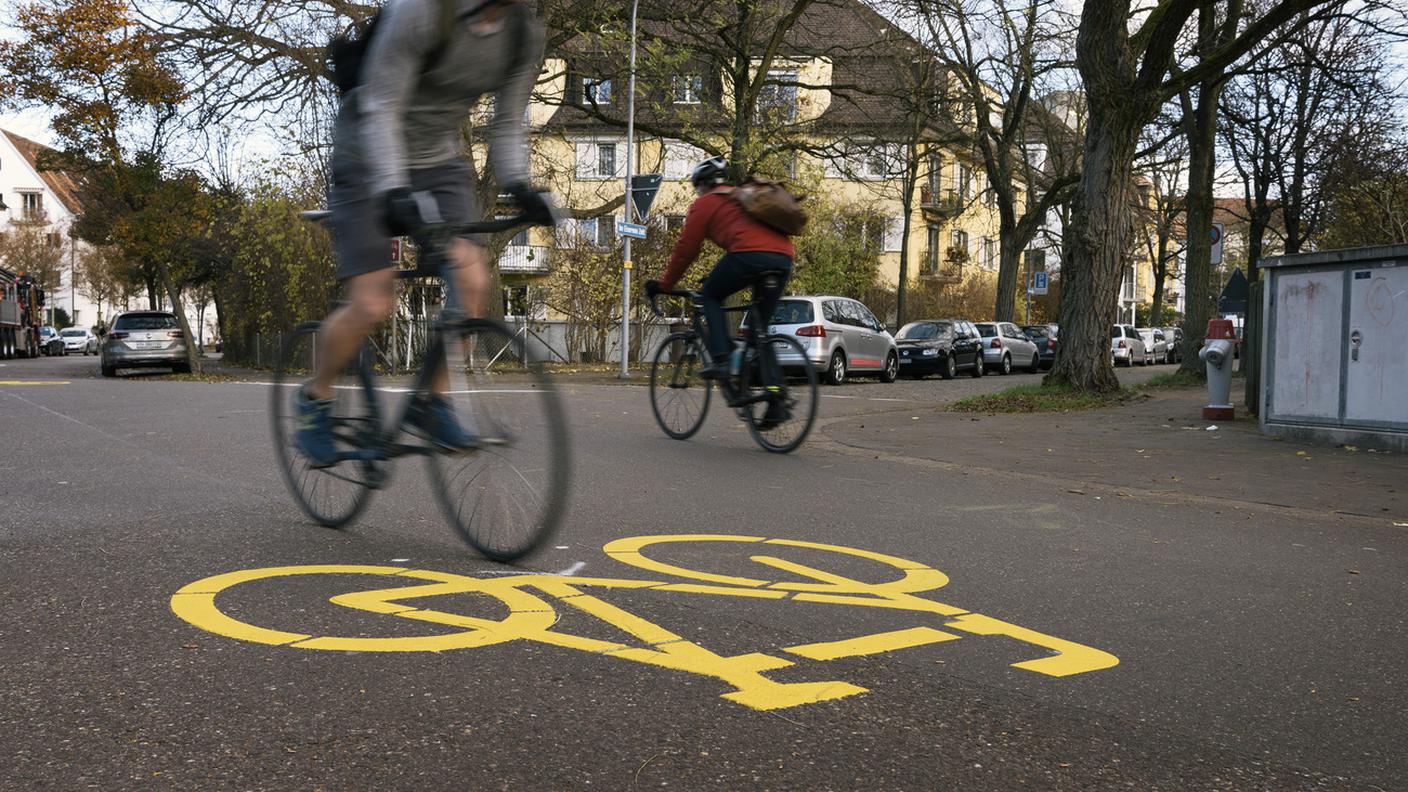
[{"left": 690, "top": 156, "right": 728, "bottom": 188}]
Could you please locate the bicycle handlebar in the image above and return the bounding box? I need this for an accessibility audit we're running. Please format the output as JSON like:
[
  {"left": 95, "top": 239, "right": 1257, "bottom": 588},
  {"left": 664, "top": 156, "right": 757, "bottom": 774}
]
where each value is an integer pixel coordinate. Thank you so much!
[
  {"left": 648, "top": 288, "right": 698, "bottom": 317},
  {"left": 298, "top": 209, "right": 547, "bottom": 236}
]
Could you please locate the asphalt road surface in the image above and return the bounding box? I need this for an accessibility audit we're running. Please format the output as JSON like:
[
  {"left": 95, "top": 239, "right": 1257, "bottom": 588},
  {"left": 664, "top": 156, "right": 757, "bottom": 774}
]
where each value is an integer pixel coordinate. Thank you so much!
[{"left": 2, "top": 353, "right": 1403, "bottom": 790}]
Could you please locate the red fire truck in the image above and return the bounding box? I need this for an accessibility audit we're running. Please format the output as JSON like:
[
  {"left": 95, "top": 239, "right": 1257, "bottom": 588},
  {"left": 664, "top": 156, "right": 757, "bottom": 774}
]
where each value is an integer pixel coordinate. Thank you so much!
[{"left": 0, "top": 266, "right": 46, "bottom": 359}]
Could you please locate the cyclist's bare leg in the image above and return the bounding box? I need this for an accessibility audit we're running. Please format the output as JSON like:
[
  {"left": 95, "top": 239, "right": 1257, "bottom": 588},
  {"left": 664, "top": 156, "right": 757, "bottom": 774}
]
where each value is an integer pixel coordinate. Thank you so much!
[
  {"left": 432, "top": 238, "right": 489, "bottom": 395},
  {"left": 306, "top": 268, "right": 396, "bottom": 401}
]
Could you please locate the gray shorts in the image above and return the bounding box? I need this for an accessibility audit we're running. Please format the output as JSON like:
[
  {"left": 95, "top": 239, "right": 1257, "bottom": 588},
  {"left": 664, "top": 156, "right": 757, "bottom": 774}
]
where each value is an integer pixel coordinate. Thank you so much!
[{"left": 327, "top": 154, "right": 482, "bottom": 281}]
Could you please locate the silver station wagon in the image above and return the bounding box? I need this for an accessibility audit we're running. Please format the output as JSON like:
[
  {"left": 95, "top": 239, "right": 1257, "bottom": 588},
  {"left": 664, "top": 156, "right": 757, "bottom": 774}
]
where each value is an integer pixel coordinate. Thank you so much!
[{"left": 101, "top": 311, "right": 191, "bottom": 377}]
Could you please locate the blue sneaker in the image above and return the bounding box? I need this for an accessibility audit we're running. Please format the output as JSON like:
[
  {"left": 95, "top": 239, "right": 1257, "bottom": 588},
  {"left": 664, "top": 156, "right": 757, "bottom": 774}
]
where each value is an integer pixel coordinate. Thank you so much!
[
  {"left": 295, "top": 386, "right": 338, "bottom": 467},
  {"left": 407, "top": 395, "right": 477, "bottom": 451}
]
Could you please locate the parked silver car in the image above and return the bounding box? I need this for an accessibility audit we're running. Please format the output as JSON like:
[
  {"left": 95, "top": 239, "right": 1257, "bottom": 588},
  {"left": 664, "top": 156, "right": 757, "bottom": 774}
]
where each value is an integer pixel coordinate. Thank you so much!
[
  {"left": 1111, "top": 324, "right": 1149, "bottom": 366},
  {"left": 1138, "top": 328, "right": 1168, "bottom": 364},
  {"left": 101, "top": 311, "right": 190, "bottom": 377},
  {"left": 974, "top": 321, "right": 1041, "bottom": 375},
  {"left": 757, "top": 295, "right": 899, "bottom": 385},
  {"left": 60, "top": 327, "right": 98, "bottom": 355}
]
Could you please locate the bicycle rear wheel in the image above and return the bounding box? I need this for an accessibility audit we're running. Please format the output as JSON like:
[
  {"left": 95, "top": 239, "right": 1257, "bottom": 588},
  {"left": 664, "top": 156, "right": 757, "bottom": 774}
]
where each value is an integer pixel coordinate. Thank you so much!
[
  {"left": 424, "top": 318, "right": 570, "bottom": 562},
  {"left": 649, "top": 332, "right": 713, "bottom": 440},
  {"left": 270, "top": 322, "right": 384, "bottom": 528},
  {"left": 738, "top": 334, "right": 819, "bottom": 454}
]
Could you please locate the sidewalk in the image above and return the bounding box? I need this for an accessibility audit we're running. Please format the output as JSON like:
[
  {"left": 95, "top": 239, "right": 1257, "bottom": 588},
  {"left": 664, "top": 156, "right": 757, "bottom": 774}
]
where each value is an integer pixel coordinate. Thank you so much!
[{"left": 821, "top": 386, "right": 1407, "bottom": 524}]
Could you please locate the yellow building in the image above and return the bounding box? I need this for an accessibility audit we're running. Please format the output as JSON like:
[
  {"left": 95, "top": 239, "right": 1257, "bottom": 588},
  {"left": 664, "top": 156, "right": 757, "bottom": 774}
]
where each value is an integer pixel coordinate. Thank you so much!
[{"left": 485, "top": 0, "right": 1017, "bottom": 329}]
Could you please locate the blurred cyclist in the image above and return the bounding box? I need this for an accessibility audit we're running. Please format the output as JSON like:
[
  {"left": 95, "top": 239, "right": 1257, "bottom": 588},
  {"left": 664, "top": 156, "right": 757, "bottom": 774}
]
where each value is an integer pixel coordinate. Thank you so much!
[{"left": 297, "top": 0, "right": 555, "bottom": 466}]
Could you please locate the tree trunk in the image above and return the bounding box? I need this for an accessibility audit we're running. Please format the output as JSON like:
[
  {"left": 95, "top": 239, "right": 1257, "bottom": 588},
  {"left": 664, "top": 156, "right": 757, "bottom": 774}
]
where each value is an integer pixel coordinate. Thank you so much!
[
  {"left": 1179, "top": 78, "right": 1222, "bottom": 378},
  {"left": 994, "top": 234, "right": 1022, "bottom": 322},
  {"left": 1049, "top": 108, "right": 1136, "bottom": 393},
  {"left": 896, "top": 153, "right": 918, "bottom": 330},
  {"left": 1149, "top": 232, "right": 1168, "bottom": 327},
  {"left": 158, "top": 263, "right": 201, "bottom": 375}
]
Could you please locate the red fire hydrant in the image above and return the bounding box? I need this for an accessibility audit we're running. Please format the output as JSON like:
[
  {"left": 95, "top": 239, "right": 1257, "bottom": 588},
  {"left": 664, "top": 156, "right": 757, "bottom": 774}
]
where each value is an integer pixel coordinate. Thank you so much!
[{"left": 1199, "top": 319, "right": 1238, "bottom": 421}]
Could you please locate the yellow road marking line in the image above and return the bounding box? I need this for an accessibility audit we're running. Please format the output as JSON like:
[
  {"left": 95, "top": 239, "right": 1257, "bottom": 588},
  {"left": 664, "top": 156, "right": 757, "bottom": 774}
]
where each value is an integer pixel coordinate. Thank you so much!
[
  {"left": 785, "top": 626, "right": 960, "bottom": 661},
  {"left": 0, "top": 380, "right": 71, "bottom": 385}
]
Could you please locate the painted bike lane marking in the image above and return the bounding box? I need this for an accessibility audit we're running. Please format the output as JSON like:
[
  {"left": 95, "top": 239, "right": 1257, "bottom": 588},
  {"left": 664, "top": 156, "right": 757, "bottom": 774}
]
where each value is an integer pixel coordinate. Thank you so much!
[{"left": 172, "top": 534, "right": 1119, "bottom": 711}]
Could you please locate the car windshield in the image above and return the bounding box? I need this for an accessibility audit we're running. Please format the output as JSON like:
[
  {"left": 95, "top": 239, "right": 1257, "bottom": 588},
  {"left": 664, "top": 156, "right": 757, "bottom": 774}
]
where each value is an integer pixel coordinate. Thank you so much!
[
  {"left": 975, "top": 323, "right": 997, "bottom": 337},
  {"left": 114, "top": 314, "right": 178, "bottom": 331},
  {"left": 897, "top": 322, "right": 949, "bottom": 340},
  {"left": 769, "top": 300, "right": 813, "bottom": 325},
  {"left": 61, "top": 329, "right": 85, "bottom": 337},
  {"left": 1024, "top": 326, "right": 1049, "bottom": 338}
]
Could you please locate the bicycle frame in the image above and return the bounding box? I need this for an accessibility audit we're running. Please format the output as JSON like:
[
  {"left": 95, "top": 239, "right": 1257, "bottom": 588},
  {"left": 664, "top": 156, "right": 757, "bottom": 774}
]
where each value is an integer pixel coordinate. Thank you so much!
[{"left": 661, "top": 288, "right": 785, "bottom": 410}]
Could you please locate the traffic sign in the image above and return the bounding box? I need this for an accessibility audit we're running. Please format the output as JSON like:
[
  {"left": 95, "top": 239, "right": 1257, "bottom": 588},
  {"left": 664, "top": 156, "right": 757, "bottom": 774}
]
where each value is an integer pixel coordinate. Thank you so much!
[
  {"left": 1032, "top": 271, "right": 1049, "bottom": 295},
  {"left": 1210, "top": 222, "right": 1224, "bottom": 265},
  {"left": 617, "top": 220, "right": 648, "bottom": 240},
  {"left": 631, "top": 174, "right": 663, "bottom": 220}
]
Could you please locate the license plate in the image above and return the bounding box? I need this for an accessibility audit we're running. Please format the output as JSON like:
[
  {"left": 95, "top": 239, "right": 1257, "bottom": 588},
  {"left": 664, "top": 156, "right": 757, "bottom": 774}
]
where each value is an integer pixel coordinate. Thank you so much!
[
  {"left": 900, "top": 358, "right": 912, "bottom": 364},
  {"left": 773, "top": 341, "right": 790, "bottom": 350},
  {"left": 131, "top": 341, "right": 162, "bottom": 350}
]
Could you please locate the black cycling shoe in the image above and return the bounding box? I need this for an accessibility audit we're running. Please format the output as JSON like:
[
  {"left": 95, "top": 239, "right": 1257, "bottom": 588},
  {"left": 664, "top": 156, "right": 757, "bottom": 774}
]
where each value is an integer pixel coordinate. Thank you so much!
[
  {"left": 696, "top": 363, "right": 728, "bottom": 380},
  {"left": 754, "top": 391, "right": 790, "bottom": 430}
]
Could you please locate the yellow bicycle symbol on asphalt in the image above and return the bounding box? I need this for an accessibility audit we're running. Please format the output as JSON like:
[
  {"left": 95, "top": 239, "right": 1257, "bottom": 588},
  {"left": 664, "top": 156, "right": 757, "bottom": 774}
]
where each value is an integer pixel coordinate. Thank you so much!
[{"left": 172, "top": 535, "right": 1118, "bottom": 711}]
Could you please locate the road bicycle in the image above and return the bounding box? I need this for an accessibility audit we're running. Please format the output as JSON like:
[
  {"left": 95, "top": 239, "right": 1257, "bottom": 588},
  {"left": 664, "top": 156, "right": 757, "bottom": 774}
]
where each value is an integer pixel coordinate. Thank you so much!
[
  {"left": 269, "top": 211, "right": 569, "bottom": 561},
  {"left": 647, "top": 276, "right": 818, "bottom": 453}
]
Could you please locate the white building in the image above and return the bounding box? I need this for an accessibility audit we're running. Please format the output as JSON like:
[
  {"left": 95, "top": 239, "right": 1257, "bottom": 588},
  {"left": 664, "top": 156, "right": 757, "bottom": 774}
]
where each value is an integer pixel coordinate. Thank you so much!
[{"left": 1, "top": 129, "right": 214, "bottom": 340}]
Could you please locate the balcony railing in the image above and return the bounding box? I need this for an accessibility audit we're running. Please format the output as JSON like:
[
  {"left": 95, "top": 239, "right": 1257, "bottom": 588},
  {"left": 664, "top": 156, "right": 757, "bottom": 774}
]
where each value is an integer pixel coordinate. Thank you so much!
[
  {"left": 919, "top": 187, "right": 963, "bottom": 218},
  {"left": 918, "top": 250, "right": 963, "bottom": 283},
  {"left": 499, "top": 245, "right": 550, "bottom": 275}
]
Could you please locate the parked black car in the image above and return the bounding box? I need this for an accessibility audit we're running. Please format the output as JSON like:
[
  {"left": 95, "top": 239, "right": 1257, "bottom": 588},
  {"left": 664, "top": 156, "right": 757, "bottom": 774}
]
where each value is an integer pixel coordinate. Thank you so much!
[
  {"left": 1159, "top": 326, "right": 1183, "bottom": 363},
  {"left": 1022, "top": 323, "right": 1059, "bottom": 370},
  {"left": 895, "top": 319, "right": 986, "bottom": 379}
]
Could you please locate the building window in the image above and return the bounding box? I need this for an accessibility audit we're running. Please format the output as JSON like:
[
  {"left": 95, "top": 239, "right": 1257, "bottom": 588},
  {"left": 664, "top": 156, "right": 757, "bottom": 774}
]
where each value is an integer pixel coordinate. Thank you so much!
[
  {"left": 579, "top": 217, "right": 616, "bottom": 248},
  {"left": 924, "top": 224, "right": 941, "bottom": 273},
  {"left": 926, "top": 154, "right": 942, "bottom": 193},
  {"left": 598, "top": 144, "right": 617, "bottom": 178},
  {"left": 1121, "top": 264, "right": 1135, "bottom": 300},
  {"left": 509, "top": 229, "right": 530, "bottom": 247},
  {"left": 672, "top": 74, "right": 702, "bottom": 104},
  {"left": 663, "top": 139, "right": 705, "bottom": 180},
  {"left": 981, "top": 237, "right": 997, "bottom": 270},
  {"left": 20, "top": 192, "right": 43, "bottom": 222},
  {"left": 950, "top": 229, "right": 969, "bottom": 257},
  {"left": 581, "top": 77, "right": 613, "bottom": 106},
  {"left": 665, "top": 214, "right": 687, "bottom": 233},
  {"left": 757, "top": 70, "right": 798, "bottom": 122},
  {"left": 575, "top": 140, "right": 623, "bottom": 180}
]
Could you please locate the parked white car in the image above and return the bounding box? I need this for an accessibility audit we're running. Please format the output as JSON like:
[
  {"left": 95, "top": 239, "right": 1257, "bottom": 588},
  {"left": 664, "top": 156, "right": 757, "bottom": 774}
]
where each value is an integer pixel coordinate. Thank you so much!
[
  {"left": 1111, "top": 324, "right": 1150, "bottom": 366},
  {"left": 974, "top": 321, "right": 1042, "bottom": 375},
  {"left": 60, "top": 327, "right": 98, "bottom": 355}
]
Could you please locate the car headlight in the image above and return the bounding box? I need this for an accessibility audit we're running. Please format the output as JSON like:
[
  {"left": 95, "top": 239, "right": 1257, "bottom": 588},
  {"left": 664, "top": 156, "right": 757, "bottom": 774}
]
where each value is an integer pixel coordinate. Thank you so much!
[{"left": 921, "top": 348, "right": 939, "bottom": 357}]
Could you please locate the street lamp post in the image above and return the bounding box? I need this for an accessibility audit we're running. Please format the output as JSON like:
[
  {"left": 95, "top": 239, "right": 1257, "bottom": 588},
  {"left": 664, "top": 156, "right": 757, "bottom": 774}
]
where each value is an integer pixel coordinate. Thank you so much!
[{"left": 618, "top": 0, "right": 639, "bottom": 378}]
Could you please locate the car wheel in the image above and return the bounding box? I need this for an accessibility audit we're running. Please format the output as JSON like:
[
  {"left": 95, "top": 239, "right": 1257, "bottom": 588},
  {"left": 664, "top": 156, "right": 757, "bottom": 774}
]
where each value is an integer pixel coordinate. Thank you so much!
[
  {"left": 970, "top": 356, "right": 984, "bottom": 378},
  {"left": 940, "top": 353, "right": 957, "bottom": 380},
  {"left": 1027, "top": 350, "right": 1041, "bottom": 373},
  {"left": 879, "top": 352, "right": 898, "bottom": 383},
  {"left": 101, "top": 361, "right": 117, "bottom": 378},
  {"left": 825, "top": 351, "right": 847, "bottom": 386},
  {"left": 999, "top": 354, "right": 1012, "bottom": 375}
]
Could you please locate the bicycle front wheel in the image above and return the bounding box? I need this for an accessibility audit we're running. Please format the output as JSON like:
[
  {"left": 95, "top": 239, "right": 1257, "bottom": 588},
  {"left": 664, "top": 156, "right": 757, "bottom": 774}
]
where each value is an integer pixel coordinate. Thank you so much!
[
  {"left": 425, "top": 319, "right": 570, "bottom": 562},
  {"left": 739, "top": 334, "right": 819, "bottom": 454},
  {"left": 649, "top": 332, "right": 712, "bottom": 440},
  {"left": 270, "top": 322, "right": 384, "bottom": 528}
]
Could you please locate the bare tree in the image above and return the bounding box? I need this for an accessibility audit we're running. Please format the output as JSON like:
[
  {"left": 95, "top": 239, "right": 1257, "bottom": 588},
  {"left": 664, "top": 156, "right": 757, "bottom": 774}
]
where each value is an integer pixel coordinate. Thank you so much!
[
  {"left": 1220, "top": 1, "right": 1406, "bottom": 276},
  {"left": 1052, "top": 0, "right": 1355, "bottom": 392},
  {"left": 908, "top": 0, "right": 1082, "bottom": 323}
]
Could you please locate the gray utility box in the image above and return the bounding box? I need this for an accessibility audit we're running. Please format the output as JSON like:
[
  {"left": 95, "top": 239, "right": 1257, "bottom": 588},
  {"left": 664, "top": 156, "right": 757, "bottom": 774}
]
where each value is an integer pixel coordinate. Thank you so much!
[{"left": 1260, "top": 244, "right": 1408, "bottom": 451}]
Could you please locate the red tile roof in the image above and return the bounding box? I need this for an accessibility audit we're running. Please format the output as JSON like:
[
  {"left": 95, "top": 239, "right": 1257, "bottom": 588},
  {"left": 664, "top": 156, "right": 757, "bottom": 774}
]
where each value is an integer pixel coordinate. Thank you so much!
[{"left": 3, "top": 129, "right": 84, "bottom": 215}]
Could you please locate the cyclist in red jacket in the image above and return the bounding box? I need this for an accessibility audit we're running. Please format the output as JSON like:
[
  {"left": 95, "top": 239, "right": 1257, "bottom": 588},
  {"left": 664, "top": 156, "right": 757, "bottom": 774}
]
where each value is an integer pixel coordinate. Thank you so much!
[{"left": 645, "top": 156, "right": 794, "bottom": 380}]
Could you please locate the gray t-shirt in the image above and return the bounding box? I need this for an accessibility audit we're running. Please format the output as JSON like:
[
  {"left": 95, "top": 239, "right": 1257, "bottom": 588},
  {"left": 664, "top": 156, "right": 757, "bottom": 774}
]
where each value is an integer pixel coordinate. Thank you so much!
[{"left": 333, "top": 0, "right": 544, "bottom": 196}]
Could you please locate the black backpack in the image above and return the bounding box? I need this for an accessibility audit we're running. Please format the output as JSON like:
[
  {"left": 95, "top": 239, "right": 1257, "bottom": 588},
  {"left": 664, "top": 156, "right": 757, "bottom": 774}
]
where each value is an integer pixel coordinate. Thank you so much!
[{"left": 325, "top": 1, "right": 531, "bottom": 95}]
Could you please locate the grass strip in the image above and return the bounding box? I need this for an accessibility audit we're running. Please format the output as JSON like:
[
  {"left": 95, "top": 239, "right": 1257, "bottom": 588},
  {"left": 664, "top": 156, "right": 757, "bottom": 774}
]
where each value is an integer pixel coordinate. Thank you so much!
[{"left": 949, "top": 383, "right": 1135, "bottom": 413}]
